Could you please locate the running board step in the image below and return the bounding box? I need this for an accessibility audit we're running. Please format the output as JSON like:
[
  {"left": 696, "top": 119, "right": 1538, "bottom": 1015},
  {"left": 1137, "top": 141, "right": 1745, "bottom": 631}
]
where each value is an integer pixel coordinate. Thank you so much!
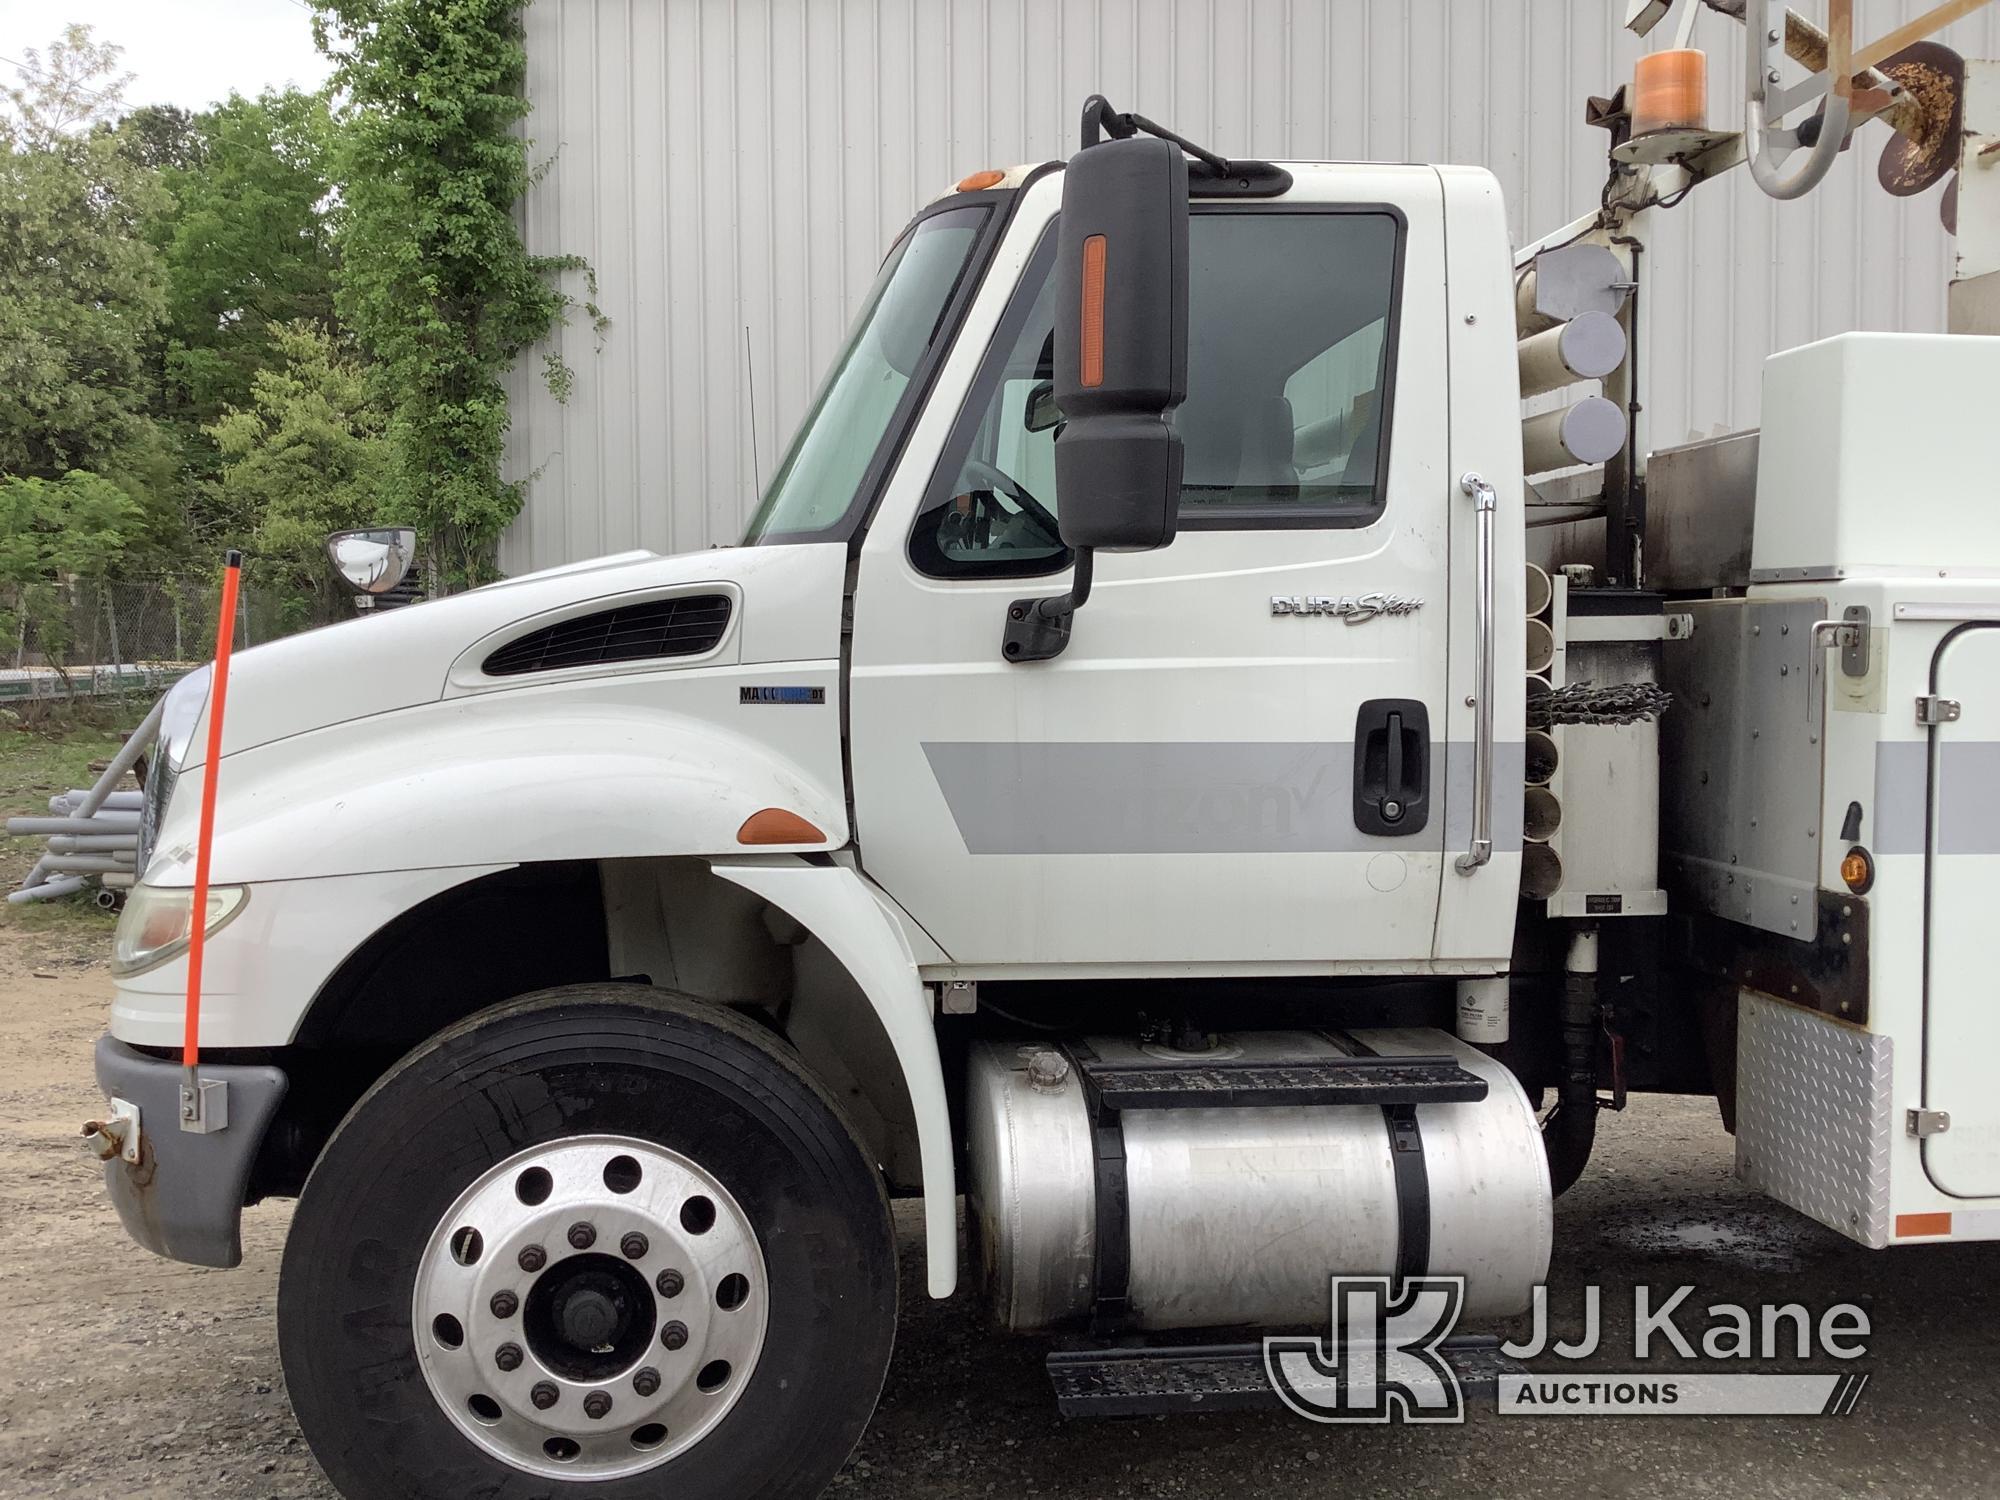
[
  {"left": 1070, "top": 1052, "right": 1488, "bottom": 1111},
  {"left": 1046, "top": 1336, "right": 1521, "bottom": 1419}
]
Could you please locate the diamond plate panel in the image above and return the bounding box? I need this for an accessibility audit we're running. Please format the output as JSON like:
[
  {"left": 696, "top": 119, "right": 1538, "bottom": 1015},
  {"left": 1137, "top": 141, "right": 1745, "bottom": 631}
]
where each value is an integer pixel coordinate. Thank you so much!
[{"left": 1735, "top": 992, "right": 1893, "bottom": 1247}]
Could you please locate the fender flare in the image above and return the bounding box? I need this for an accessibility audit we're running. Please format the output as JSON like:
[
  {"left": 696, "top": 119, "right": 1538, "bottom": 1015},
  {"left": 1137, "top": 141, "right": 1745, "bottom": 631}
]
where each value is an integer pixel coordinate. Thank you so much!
[{"left": 711, "top": 856, "right": 957, "bottom": 1299}]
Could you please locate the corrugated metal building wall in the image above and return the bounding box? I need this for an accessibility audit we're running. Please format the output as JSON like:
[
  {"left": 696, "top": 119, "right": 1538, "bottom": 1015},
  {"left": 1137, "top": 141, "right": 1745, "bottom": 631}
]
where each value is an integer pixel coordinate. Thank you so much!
[{"left": 501, "top": 0, "right": 1998, "bottom": 574}]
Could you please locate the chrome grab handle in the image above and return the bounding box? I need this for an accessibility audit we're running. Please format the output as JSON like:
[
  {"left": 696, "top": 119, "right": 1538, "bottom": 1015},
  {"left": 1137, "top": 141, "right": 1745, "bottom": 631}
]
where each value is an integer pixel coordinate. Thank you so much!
[{"left": 1456, "top": 471, "right": 1498, "bottom": 875}]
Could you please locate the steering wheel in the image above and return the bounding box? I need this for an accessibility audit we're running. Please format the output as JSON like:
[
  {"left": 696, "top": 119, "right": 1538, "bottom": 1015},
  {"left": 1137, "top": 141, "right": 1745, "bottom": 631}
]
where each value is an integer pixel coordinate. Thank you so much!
[{"left": 958, "top": 457, "right": 1061, "bottom": 542}]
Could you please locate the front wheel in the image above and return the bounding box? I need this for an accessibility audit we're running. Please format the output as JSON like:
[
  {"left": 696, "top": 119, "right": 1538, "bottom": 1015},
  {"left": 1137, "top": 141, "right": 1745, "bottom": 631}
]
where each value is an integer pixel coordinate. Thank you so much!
[{"left": 278, "top": 986, "right": 897, "bottom": 1499}]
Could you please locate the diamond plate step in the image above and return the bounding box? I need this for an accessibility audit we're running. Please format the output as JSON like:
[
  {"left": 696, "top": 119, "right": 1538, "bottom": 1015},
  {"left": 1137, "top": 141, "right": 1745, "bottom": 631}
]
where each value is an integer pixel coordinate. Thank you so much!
[
  {"left": 1072, "top": 1053, "right": 1488, "bottom": 1111},
  {"left": 1046, "top": 1336, "right": 1521, "bottom": 1418}
]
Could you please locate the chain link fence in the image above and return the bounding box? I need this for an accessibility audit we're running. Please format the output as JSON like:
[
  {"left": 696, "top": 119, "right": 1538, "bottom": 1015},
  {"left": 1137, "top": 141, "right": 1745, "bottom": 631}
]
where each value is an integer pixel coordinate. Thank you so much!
[{"left": 0, "top": 574, "right": 277, "bottom": 706}]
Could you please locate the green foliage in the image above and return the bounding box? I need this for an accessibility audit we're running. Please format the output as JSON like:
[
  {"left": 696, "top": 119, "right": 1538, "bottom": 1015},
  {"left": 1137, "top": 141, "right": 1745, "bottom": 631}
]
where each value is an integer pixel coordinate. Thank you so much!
[
  {"left": 0, "top": 28, "right": 170, "bottom": 483},
  {"left": 157, "top": 90, "right": 340, "bottom": 427},
  {"left": 207, "top": 322, "right": 395, "bottom": 629},
  {"left": 0, "top": 471, "right": 142, "bottom": 662},
  {"left": 314, "top": 0, "right": 584, "bottom": 587}
]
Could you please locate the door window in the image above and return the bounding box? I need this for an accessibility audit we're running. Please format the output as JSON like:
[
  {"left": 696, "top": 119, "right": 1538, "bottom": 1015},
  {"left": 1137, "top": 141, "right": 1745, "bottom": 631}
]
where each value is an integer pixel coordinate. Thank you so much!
[{"left": 909, "top": 209, "right": 1403, "bottom": 577}]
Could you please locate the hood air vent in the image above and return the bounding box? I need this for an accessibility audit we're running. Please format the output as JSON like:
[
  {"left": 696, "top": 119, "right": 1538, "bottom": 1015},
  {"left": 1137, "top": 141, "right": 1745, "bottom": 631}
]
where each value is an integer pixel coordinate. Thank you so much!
[{"left": 482, "top": 594, "right": 732, "bottom": 677}]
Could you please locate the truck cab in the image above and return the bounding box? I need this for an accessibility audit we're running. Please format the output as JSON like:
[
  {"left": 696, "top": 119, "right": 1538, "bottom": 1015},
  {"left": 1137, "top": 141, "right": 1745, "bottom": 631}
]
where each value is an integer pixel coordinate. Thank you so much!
[{"left": 85, "top": 58, "right": 2000, "bottom": 1494}]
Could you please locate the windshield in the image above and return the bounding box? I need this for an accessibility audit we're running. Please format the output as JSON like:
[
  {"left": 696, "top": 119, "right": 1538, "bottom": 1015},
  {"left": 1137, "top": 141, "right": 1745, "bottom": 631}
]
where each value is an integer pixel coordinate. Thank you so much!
[{"left": 743, "top": 205, "right": 991, "bottom": 544}]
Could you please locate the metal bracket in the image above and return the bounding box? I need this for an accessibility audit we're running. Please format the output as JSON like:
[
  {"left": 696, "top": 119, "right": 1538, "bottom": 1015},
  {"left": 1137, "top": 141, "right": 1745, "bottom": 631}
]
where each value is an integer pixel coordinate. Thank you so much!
[
  {"left": 179, "top": 1074, "right": 229, "bottom": 1135},
  {"left": 81, "top": 1097, "right": 142, "bottom": 1165},
  {"left": 938, "top": 979, "right": 978, "bottom": 1015},
  {"left": 1916, "top": 695, "right": 1963, "bottom": 726},
  {"left": 1908, "top": 1107, "right": 1952, "bottom": 1138}
]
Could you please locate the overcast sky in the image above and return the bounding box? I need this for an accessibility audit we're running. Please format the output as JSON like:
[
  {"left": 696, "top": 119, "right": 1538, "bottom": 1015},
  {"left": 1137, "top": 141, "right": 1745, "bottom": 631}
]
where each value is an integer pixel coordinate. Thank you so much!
[{"left": 1, "top": 1, "right": 334, "bottom": 113}]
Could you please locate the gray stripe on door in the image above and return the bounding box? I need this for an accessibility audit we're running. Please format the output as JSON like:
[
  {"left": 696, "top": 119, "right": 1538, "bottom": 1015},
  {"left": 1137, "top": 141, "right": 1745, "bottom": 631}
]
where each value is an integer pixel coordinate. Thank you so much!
[
  {"left": 922, "top": 741, "right": 1524, "bottom": 856},
  {"left": 1875, "top": 741, "right": 2000, "bottom": 855}
]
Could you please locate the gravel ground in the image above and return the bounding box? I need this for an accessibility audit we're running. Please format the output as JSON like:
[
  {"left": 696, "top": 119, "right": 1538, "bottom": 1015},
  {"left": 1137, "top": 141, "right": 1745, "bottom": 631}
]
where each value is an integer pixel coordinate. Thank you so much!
[{"left": 5, "top": 935, "right": 1999, "bottom": 1499}]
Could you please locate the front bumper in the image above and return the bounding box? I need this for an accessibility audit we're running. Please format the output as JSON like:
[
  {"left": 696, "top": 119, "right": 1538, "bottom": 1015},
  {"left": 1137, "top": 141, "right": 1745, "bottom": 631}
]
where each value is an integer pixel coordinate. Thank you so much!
[{"left": 91, "top": 1036, "right": 288, "bottom": 1268}]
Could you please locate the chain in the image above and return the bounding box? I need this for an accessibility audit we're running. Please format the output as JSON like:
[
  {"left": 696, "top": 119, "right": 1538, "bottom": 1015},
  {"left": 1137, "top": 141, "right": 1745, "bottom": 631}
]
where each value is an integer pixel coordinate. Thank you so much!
[{"left": 1529, "top": 681, "right": 1674, "bottom": 729}]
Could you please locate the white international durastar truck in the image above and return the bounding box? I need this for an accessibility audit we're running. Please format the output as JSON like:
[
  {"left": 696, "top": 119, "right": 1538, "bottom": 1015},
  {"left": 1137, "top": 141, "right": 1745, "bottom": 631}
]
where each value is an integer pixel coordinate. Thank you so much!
[{"left": 80, "top": 1, "right": 2000, "bottom": 1493}]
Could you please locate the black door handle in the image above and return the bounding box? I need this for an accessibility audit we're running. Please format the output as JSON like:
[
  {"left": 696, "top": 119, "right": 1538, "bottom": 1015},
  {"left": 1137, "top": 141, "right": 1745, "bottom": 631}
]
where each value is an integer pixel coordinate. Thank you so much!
[{"left": 1354, "top": 698, "right": 1430, "bottom": 836}]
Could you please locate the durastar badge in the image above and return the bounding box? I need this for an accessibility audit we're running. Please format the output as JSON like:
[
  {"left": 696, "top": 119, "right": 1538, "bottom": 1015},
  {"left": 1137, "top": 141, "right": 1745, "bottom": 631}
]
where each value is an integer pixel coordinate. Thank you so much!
[{"left": 1271, "top": 592, "right": 1424, "bottom": 623}]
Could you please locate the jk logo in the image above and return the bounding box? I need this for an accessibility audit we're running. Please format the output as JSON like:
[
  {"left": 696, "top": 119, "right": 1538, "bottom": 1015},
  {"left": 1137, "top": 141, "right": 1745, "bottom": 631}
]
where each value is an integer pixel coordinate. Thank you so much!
[{"left": 1263, "top": 1276, "right": 1468, "bottom": 1424}]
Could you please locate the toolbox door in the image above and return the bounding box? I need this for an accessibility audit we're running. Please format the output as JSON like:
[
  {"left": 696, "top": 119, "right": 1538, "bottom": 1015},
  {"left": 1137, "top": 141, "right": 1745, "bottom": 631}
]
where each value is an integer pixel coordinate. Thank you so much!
[{"left": 1922, "top": 623, "right": 2000, "bottom": 1197}]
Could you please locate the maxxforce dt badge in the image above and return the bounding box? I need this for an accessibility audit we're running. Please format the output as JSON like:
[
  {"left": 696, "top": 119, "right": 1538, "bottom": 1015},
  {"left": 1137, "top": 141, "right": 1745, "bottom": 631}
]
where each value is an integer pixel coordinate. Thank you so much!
[
  {"left": 739, "top": 686, "right": 827, "bottom": 704},
  {"left": 1271, "top": 593, "right": 1424, "bottom": 623}
]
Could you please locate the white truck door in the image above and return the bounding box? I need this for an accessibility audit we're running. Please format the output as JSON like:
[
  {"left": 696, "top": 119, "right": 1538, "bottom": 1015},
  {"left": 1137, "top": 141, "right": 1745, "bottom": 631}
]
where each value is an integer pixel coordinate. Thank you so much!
[
  {"left": 1922, "top": 623, "right": 2000, "bottom": 1196},
  {"left": 847, "top": 168, "right": 1453, "bottom": 967}
]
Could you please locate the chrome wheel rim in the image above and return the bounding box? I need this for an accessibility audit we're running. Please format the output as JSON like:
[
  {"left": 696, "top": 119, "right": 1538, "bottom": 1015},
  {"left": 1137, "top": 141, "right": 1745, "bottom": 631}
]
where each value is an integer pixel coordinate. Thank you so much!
[{"left": 411, "top": 1134, "right": 769, "bottom": 1480}]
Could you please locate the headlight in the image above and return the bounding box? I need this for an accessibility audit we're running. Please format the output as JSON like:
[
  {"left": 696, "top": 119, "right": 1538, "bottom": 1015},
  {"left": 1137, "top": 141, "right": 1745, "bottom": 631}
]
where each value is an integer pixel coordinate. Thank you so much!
[
  {"left": 136, "top": 667, "right": 211, "bottom": 875},
  {"left": 111, "top": 884, "right": 249, "bottom": 976}
]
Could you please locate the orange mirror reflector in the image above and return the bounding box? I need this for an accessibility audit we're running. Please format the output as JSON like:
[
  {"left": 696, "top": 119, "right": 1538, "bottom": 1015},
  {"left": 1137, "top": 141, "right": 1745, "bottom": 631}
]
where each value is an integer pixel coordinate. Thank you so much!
[
  {"left": 737, "top": 808, "right": 827, "bottom": 845},
  {"left": 1079, "top": 233, "right": 1107, "bottom": 389},
  {"left": 956, "top": 168, "right": 1006, "bottom": 192}
]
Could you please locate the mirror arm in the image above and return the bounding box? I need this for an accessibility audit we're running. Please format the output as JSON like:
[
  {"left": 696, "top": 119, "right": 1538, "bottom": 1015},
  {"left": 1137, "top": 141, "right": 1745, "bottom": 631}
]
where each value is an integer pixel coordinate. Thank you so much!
[
  {"left": 1000, "top": 547, "right": 1093, "bottom": 664},
  {"left": 1079, "top": 94, "right": 1232, "bottom": 175}
]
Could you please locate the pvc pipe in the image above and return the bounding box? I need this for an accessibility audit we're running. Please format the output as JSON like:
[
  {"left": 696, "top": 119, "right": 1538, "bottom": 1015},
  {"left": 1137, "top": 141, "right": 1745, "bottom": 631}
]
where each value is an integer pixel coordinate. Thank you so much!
[
  {"left": 1526, "top": 730, "right": 1560, "bottom": 787},
  {"left": 64, "top": 789, "right": 143, "bottom": 811},
  {"left": 7, "top": 814, "right": 142, "bottom": 835},
  {"left": 38, "top": 854, "right": 133, "bottom": 874},
  {"left": 1524, "top": 786, "right": 1563, "bottom": 843},
  {"left": 1518, "top": 311, "right": 1628, "bottom": 398},
  {"left": 1525, "top": 563, "right": 1552, "bottom": 620},
  {"left": 45, "top": 834, "right": 138, "bottom": 854},
  {"left": 7, "top": 876, "right": 86, "bottom": 905},
  {"left": 1523, "top": 396, "right": 1625, "bottom": 474},
  {"left": 73, "top": 696, "right": 164, "bottom": 820},
  {"left": 1521, "top": 844, "right": 1564, "bottom": 901},
  {"left": 1526, "top": 618, "right": 1556, "bottom": 676}
]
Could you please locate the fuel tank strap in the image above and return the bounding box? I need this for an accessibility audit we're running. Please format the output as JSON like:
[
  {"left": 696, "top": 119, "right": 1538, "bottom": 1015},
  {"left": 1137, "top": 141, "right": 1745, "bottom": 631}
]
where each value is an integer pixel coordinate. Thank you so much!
[
  {"left": 1384, "top": 1103, "right": 1433, "bottom": 1286},
  {"left": 1067, "top": 1036, "right": 1441, "bottom": 1331}
]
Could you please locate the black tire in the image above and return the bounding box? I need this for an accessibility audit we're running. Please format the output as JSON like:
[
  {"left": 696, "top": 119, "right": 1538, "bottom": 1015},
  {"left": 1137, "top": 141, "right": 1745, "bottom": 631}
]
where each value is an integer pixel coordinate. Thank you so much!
[{"left": 278, "top": 986, "right": 897, "bottom": 1499}]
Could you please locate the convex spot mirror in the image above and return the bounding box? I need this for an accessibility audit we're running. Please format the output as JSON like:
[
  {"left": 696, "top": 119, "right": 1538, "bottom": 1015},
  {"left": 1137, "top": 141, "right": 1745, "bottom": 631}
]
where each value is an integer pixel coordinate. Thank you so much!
[
  {"left": 1024, "top": 380, "right": 1062, "bottom": 434},
  {"left": 1053, "top": 135, "right": 1189, "bottom": 552},
  {"left": 326, "top": 528, "right": 417, "bottom": 596}
]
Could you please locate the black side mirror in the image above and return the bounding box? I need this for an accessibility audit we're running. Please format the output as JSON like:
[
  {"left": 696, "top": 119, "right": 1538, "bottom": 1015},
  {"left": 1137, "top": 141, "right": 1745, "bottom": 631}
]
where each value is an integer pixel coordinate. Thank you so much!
[
  {"left": 1051, "top": 135, "right": 1189, "bottom": 550},
  {"left": 1002, "top": 124, "right": 1189, "bottom": 664}
]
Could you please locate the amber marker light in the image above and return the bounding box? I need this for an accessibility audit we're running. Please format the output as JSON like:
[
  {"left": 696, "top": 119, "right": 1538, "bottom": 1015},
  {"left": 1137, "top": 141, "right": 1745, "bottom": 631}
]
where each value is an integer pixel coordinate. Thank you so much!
[
  {"left": 1079, "top": 233, "right": 1107, "bottom": 388},
  {"left": 1841, "top": 846, "right": 1875, "bottom": 894},
  {"left": 1631, "top": 47, "right": 1708, "bottom": 136},
  {"left": 956, "top": 169, "right": 1005, "bottom": 192},
  {"left": 738, "top": 808, "right": 827, "bottom": 845}
]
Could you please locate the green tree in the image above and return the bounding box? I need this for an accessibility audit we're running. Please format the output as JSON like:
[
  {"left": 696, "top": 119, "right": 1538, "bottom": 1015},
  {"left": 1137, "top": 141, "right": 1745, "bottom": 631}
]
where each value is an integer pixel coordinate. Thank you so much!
[
  {"left": 158, "top": 90, "right": 339, "bottom": 426},
  {"left": 0, "top": 471, "right": 141, "bottom": 666},
  {"left": 206, "top": 321, "right": 395, "bottom": 628},
  {"left": 314, "top": 0, "right": 589, "bottom": 587},
  {"left": 0, "top": 26, "right": 170, "bottom": 483}
]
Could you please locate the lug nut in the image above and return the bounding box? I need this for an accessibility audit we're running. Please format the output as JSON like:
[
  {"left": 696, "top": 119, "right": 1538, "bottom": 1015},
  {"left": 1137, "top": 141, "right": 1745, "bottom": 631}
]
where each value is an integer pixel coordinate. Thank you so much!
[
  {"left": 661, "top": 1321, "right": 689, "bottom": 1351},
  {"left": 531, "top": 1382, "right": 559, "bottom": 1411},
  {"left": 567, "top": 1222, "right": 597, "bottom": 1250},
  {"left": 633, "top": 1367, "right": 661, "bottom": 1397},
  {"left": 656, "top": 1268, "right": 684, "bottom": 1298},
  {"left": 620, "top": 1231, "right": 649, "bottom": 1260},
  {"left": 583, "top": 1391, "right": 613, "bottom": 1420},
  {"left": 518, "top": 1244, "right": 547, "bottom": 1273},
  {"left": 495, "top": 1342, "right": 524, "bottom": 1372},
  {"left": 489, "top": 1289, "right": 519, "bottom": 1319}
]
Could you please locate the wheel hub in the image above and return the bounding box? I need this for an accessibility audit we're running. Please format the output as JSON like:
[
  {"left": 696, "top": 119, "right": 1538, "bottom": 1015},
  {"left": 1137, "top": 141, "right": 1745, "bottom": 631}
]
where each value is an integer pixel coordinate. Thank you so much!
[{"left": 412, "top": 1135, "right": 769, "bottom": 1480}]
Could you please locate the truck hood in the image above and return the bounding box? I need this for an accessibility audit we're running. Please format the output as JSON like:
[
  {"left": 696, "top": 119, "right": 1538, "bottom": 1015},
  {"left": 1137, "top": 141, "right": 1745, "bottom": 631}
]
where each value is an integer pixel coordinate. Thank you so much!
[{"left": 181, "top": 543, "right": 847, "bottom": 766}]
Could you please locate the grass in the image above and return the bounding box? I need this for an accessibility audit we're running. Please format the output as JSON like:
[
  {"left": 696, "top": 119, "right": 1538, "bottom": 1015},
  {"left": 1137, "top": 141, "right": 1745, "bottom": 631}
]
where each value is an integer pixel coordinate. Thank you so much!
[{"left": 0, "top": 700, "right": 152, "bottom": 964}]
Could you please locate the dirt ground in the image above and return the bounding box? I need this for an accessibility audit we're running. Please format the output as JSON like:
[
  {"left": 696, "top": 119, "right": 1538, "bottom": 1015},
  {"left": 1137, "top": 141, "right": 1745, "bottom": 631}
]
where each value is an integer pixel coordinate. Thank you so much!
[{"left": 4, "top": 923, "right": 2000, "bottom": 1499}]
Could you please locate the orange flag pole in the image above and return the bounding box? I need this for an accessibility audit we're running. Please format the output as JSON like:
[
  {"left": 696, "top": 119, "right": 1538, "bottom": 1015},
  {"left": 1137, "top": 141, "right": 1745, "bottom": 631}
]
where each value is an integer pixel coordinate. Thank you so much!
[{"left": 180, "top": 550, "right": 242, "bottom": 1124}]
